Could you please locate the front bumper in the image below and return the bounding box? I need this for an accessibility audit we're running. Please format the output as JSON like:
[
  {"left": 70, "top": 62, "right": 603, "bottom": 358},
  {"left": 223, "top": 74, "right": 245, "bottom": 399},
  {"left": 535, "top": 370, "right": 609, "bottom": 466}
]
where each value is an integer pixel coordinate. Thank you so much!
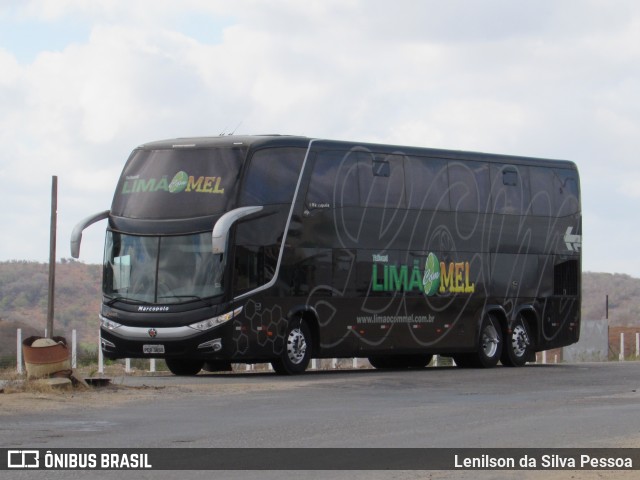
[{"left": 100, "top": 322, "right": 234, "bottom": 360}]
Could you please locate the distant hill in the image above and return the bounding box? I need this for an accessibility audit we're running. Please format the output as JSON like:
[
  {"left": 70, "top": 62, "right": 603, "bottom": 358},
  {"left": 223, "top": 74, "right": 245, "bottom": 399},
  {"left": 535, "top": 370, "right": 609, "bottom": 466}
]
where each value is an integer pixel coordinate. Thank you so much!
[
  {"left": 582, "top": 272, "right": 640, "bottom": 324},
  {"left": 0, "top": 261, "right": 638, "bottom": 360},
  {"left": 0, "top": 260, "right": 101, "bottom": 360}
]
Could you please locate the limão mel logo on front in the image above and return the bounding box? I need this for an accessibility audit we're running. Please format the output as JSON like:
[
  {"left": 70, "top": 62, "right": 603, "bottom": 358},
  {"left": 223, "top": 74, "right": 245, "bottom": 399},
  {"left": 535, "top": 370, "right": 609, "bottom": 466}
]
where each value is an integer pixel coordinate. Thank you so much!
[
  {"left": 168, "top": 171, "right": 189, "bottom": 193},
  {"left": 122, "top": 171, "right": 225, "bottom": 195}
]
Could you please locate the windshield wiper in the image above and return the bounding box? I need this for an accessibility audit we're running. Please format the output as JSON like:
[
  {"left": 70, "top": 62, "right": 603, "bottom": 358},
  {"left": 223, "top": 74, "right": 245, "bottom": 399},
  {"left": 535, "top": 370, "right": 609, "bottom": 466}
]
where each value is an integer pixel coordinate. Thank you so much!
[
  {"left": 105, "top": 296, "right": 124, "bottom": 306},
  {"left": 157, "top": 295, "right": 214, "bottom": 306},
  {"left": 105, "top": 296, "right": 154, "bottom": 306}
]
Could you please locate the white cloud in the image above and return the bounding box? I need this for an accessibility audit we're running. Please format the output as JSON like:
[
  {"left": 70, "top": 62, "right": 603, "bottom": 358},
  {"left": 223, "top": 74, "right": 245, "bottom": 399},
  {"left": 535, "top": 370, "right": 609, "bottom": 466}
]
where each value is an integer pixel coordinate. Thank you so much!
[{"left": 0, "top": 0, "right": 640, "bottom": 275}]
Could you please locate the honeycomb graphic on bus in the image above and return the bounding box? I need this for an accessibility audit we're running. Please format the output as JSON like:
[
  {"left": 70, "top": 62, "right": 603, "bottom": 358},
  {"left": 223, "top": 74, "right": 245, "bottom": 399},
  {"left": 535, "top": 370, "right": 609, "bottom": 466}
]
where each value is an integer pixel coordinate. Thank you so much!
[{"left": 233, "top": 299, "right": 287, "bottom": 356}]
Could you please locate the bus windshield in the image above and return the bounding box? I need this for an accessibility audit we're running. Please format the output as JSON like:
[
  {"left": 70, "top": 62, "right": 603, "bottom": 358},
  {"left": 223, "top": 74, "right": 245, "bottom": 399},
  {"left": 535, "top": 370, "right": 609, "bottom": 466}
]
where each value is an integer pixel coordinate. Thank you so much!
[{"left": 103, "top": 231, "right": 224, "bottom": 304}]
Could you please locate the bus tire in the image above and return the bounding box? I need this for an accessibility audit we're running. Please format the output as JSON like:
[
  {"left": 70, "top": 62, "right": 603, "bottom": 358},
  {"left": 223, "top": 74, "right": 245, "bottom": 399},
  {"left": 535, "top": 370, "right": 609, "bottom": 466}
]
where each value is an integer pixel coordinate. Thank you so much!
[
  {"left": 501, "top": 316, "right": 532, "bottom": 367},
  {"left": 474, "top": 314, "right": 503, "bottom": 368},
  {"left": 368, "top": 355, "right": 433, "bottom": 369},
  {"left": 165, "top": 358, "right": 204, "bottom": 376},
  {"left": 271, "top": 320, "right": 312, "bottom": 375}
]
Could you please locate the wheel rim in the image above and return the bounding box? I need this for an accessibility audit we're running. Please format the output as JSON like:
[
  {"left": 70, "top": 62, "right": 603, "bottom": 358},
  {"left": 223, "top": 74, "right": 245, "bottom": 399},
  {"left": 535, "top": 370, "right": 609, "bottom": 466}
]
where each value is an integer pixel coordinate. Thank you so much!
[
  {"left": 286, "top": 328, "right": 307, "bottom": 365},
  {"left": 511, "top": 324, "right": 529, "bottom": 358},
  {"left": 481, "top": 323, "right": 500, "bottom": 358}
]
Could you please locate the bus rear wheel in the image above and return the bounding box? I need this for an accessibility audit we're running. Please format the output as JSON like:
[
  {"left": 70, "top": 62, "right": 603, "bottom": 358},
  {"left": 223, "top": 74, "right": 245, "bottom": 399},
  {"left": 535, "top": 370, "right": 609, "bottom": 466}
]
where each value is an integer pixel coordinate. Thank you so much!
[
  {"left": 368, "top": 355, "right": 433, "bottom": 369},
  {"left": 272, "top": 320, "right": 312, "bottom": 375},
  {"left": 458, "top": 315, "right": 503, "bottom": 368},
  {"left": 165, "top": 358, "right": 204, "bottom": 376},
  {"left": 453, "top": 315, "right": 502, "bottom": 368},
  {"left": 476, "top": 315, "right": 503, "bottom": 368},
  {"left": 501, "top": 317, "right": 532, "bottom": 367}
]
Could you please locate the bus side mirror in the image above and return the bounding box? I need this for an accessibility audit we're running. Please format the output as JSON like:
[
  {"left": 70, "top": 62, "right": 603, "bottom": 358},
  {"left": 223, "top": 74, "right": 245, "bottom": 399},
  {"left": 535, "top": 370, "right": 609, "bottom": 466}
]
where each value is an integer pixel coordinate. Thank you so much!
[
  {"left": 211, "top": 206, "right": 264, "bottom": 255},
  {"left": 70, "top": 210, "right": 110, "bottom": 259}
]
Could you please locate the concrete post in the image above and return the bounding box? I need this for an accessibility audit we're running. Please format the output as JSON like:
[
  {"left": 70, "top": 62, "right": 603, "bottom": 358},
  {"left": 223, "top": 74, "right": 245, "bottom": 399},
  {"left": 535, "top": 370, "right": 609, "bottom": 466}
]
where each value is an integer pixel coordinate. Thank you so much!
[
  {"left": 72, "top": 329, "right": 77, "bottom": 369},
  {"left": 98, "top": 334, "right": 104, "bottom": 375}
]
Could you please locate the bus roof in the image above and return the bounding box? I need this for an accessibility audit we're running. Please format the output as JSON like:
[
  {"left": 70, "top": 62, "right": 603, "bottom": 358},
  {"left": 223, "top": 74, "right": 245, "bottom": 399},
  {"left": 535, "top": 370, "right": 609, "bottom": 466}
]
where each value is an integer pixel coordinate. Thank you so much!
[
  {"left": 138, "top": 135, "right": 312, "bottom": 151},
  {"left": 137, "top": 135, "right": 577, "bottom": 170}
]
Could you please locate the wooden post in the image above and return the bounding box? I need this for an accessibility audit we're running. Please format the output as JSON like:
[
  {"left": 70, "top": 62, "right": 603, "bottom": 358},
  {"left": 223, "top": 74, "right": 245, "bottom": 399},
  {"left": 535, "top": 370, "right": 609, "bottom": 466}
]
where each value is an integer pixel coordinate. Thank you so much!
[
  {"left": 47, "top": 176, "right": 57, "bottom": 339},
  {"left": 16, "top": 328, "right": 23, "bottom": 374}
]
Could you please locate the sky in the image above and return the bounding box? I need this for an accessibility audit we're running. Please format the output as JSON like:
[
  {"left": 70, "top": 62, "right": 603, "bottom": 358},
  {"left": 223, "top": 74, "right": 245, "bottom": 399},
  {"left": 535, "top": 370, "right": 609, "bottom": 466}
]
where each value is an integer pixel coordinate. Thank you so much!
[{"left": 0, "top": 0, "right": 639, "bottom": 275}]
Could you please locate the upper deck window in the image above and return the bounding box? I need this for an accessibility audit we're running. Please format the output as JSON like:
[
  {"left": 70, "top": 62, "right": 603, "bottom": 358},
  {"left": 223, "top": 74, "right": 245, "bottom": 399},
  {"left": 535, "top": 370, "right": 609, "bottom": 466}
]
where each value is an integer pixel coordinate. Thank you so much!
[
  {"left": 404, "top": 156, "right": 450, "bottom": 210},
  {"left": 529, "top": 166, "right": 580, "bottom": 216},
  {"left": 111, "top": 146, "right": 245, "bottom": 219},
  {"left": 358, "top": 152, "right": 406, "bottom": 209},
  {"left": 553, "top": 168, "right": 580, "bottom": 216},
  {"left": 239, "top": 147, "right": 306, "bottom": 206},
  {"left": 306, "top": 150, "right": 360, "bottom": 207},
  {"left": 306, "top": 149, "right": 406, "bottom": 209},
  {"left": 491, "top": 164, "right": 530, "bottom": 215},
  {"left": 448, "top": 161, "right": 490, "bottom": 213}
]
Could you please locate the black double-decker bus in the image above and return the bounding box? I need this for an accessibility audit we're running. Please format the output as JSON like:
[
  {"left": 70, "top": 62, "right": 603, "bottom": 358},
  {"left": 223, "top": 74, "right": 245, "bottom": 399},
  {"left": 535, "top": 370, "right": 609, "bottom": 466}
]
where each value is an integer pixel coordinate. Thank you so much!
[{"left": 71, "top": 135, "right": 581, "bottom": 375}]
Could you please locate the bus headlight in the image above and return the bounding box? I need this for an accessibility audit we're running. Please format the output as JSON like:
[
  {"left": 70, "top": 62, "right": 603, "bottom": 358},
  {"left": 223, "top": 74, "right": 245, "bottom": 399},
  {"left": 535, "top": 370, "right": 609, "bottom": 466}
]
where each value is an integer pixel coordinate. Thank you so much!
[
  {"left": 100, "top": 315, "right": 122, "bottom": 331},
  {"left": 189, "top": 306, "right": 243, "bottom": 332}
]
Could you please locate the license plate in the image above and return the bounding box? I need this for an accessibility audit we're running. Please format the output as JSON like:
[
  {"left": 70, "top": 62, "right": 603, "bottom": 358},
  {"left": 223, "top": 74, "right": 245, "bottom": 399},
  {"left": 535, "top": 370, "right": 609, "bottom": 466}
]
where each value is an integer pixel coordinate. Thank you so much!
[{"left": 143, "top": 344, "right": 165, "bottom": 354}]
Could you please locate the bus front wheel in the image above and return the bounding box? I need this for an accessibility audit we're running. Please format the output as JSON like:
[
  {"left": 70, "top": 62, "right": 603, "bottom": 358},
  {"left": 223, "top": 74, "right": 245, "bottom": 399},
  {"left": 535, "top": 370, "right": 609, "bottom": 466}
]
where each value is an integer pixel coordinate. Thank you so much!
[
  {"left": 272, "top": 320, "right": 312, "bottom": 375},
  {"left": 165, "top": 358, "right": 204, "bottom": 376}
]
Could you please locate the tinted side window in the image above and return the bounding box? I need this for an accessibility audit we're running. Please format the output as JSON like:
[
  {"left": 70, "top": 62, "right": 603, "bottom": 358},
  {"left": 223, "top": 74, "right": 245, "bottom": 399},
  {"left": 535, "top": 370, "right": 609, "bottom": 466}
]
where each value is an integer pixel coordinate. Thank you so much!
[
  {"left": 240, "top": 147, "right": 305, "bottom": 205},
  {"left": 233, "top": 245, "right": 264, "bottom": 295},
  {"left": 358, "top": 152, "right": 405, "bottom": 208},
  {"left": 529, "top": 167, "right": 555, "bottom": 216},
  {"left": 306, "top": 150, "right": 359, "bottom": 207},
  {"left": 554, "top": 168, "right": 580, "bottom": 216},
  {"left": 285, "top": 248, "right": 332, "bottom": 296},
  {"left": 404, "top": 156, "right": 450, "bottom": 210},
  {"left": 448, "top": 161, "right": 490, "bottom": 213},
  {"left": 490, "top": 164, "right": 530, "bottom": 215},
  {"left": 529, "top": 167, "right": 580, "bottom": 217}
]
